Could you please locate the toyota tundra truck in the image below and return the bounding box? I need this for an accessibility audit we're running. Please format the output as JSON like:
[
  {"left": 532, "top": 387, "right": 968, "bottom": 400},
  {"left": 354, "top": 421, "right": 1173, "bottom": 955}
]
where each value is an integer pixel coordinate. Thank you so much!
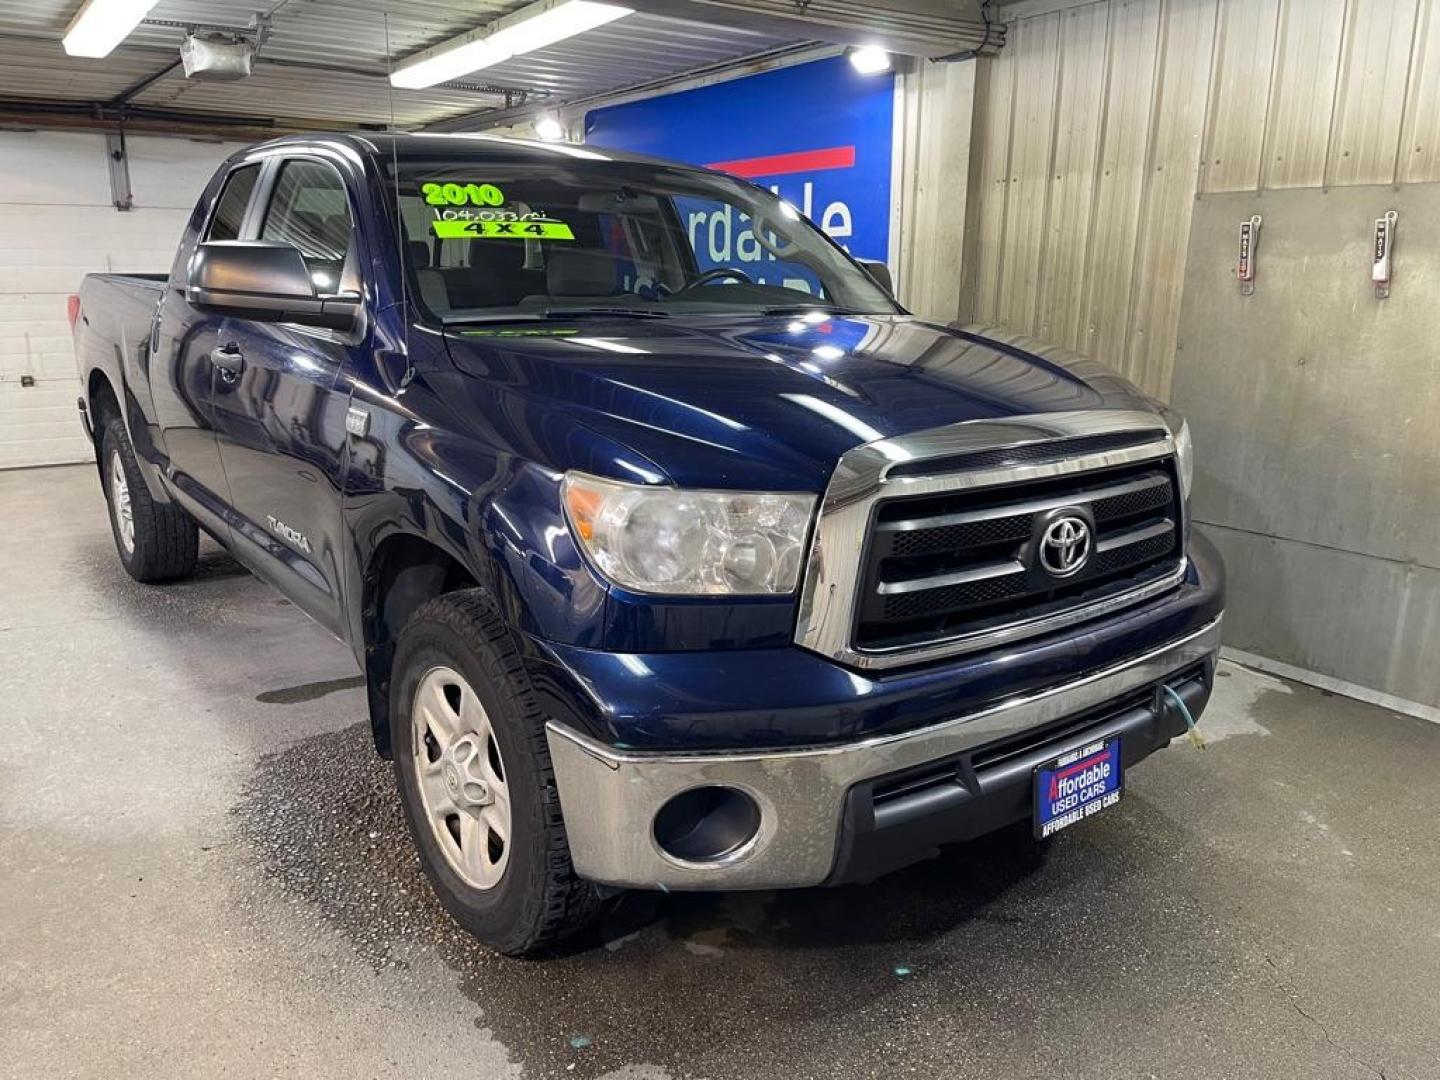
[{"left": 71, "top": 133, "right": 1224, "bottom": 955}]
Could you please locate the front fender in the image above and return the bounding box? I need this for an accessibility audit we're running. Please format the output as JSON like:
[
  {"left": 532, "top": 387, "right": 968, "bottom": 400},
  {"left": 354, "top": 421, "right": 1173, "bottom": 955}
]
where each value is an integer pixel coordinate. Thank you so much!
[{"left": 340, "top": 387, "right": 611, "bottom": 670}]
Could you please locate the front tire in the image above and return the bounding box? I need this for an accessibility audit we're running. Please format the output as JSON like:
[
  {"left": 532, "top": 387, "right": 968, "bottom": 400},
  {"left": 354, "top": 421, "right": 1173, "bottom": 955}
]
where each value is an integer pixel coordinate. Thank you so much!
[
  {"left": 101, "top": 417, "right": 198, "bottom": 583},
  {"left": 390, "top": 589, "right": 602, "bottom": 955}
]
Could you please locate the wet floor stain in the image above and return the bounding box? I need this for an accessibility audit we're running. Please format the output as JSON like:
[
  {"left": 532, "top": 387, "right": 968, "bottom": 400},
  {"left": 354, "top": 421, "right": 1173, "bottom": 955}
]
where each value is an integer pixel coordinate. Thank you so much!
[
  {"left": 232, "top": 723, "right": 1061, "bottom": 1076},
  {"left": 256, "top": 675, "right": 367, "bottom": 705},
  {"left": 231, "top": 715, "right": 1438, "bottom": 1080},
  {"left": 193, "top": 556, "right": 250, "bottom": 580}
]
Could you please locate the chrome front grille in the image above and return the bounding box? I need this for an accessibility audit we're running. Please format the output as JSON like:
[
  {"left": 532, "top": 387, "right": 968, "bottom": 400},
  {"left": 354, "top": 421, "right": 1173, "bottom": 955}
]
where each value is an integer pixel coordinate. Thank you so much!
[
  {"left": 856, "top": 461, "right": 1182, "bottom": 649},
  {"left": 793, "top": 409, "right": 1188, "bottom": 671},
  {"left": 883, "top": 429, "right": 1162, "bottom": 479}
]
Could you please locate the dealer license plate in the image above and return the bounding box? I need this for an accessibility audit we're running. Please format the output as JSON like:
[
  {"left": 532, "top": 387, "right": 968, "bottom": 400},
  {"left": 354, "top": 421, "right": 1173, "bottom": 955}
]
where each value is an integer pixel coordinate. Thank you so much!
[{"left": 1034, "top": 735, "right": 1123, "bottom": 838}]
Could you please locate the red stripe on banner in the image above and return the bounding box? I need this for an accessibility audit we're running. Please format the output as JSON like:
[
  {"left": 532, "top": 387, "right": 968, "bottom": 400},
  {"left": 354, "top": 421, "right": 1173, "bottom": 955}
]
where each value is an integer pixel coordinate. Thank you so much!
[
  {"left": 706, "top": 145, "right": 856, "bottom": 178},
  {"left": 1054, "top": 749, "right": 1111, "bottom": 782}
]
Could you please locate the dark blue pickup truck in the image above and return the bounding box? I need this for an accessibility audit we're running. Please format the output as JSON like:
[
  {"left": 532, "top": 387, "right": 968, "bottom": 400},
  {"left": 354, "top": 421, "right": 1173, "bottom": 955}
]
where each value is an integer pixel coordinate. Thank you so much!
[{"left": 72, "top": 133, "right": 1224, "bottom": 955}]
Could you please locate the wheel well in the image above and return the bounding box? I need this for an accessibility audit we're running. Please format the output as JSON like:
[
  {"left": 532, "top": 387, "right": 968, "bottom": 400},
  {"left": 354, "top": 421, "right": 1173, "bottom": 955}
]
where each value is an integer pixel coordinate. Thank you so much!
[
  {"left": 362, "top": 534, "right": 478, "bottom": 757},
  {"left": 87, "top": 371, "right": 121, "bottom": 457}
]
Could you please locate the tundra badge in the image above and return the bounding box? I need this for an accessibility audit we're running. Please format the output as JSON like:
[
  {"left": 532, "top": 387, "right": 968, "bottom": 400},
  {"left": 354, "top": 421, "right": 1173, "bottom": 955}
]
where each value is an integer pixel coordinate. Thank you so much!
[{"left": 266, "top": 515, "right": 312, "bottom": 554}]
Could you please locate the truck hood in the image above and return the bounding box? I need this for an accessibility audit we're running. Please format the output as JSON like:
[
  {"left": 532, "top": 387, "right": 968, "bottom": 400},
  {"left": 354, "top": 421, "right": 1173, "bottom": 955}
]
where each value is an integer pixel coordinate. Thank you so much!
[{"left": 440, "top": 314, "right": 1156, "bottom": 491}]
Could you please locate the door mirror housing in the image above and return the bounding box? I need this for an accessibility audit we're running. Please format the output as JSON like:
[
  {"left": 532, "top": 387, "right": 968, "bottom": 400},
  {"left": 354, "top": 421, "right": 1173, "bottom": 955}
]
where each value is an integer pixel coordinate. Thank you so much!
[
  {"left": 857, "top": 259, "right": 894, "bottom": 296},
  {"left": 187, "top": 241, "right": 360, "bottom": 331}
]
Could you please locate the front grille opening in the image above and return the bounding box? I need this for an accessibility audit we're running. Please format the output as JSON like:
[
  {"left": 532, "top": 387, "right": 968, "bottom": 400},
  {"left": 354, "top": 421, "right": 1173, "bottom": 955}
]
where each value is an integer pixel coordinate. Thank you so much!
[
  {"left": 872, "top": 761, "right": 962, "bottom": 808},
  {"left": 970, "top": 662, "right": 1205, "bottom": 772},
  {"left": 872, "top": 562, "right": 1174, "bottom": 644},
  {"left": 856, "top": 458, "right": 1183, "bottom": 652},
  {"left": 867, "top": 662, "right": 1208, "bottom": 811}
]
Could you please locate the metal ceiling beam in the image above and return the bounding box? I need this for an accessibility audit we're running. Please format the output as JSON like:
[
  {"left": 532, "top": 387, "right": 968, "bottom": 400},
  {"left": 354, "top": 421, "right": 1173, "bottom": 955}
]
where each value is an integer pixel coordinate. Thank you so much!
[
  {"left": 992, "top": 0, "right": 1094, "bottom": 18},
  {"left": 0, "top": 97, "right": 279, "bottom": 128},
  {"left": 619, "top": 0, "right": 1005, "bottom": 58},
  {"left": 0, "top": 104, "right": 293, "bottom": 141}
]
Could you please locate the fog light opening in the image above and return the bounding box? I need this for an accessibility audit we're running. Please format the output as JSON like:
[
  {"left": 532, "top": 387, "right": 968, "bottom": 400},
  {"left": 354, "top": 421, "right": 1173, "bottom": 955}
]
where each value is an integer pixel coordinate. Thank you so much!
[{"left": 653, "top": 786, "right": 761, "bottom": 864}]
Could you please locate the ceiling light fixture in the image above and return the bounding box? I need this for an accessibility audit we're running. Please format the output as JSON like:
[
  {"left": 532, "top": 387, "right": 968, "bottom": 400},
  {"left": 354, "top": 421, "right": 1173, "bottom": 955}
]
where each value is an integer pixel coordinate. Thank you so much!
[
  {"left": 389, "top": 39, "right": 508, "bottom": 89},
  {"left": 848, "top": 45, "right": 892, "bottom": 75},
  {"left": 391, "top": 0, "right": 632, "bottom": 89},
  {"left": 534, "top": 114, "right": 565, "bottom": 142},
  {"left": 62, "top": 0, "right": 160, "bottom": 58}
]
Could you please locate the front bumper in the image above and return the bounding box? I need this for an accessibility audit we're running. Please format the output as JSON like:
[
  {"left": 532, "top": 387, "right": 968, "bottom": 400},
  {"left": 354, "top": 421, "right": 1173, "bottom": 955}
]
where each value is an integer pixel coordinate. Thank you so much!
[{"left": 545, "top": 614, "right": 1222, "bottom": 890}]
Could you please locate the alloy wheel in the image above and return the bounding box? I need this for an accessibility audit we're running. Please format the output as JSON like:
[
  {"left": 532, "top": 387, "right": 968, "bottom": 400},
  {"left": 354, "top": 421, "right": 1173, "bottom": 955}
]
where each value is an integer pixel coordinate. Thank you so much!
[
  {"left": 109, "top": 450, "right": 134, "bottom": 554},
  {"left": 411, "top": 665, "right": 512, "bottom": 890}
]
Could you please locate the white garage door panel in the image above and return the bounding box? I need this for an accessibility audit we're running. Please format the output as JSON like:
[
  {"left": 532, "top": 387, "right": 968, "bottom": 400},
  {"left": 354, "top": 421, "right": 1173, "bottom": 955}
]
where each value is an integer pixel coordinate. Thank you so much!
[
  {"left": 0, "top": 389, "right": 90, "bottom": 474},
  {"left": 0, "top": 132, "right": 115, "bottom": 205},
  {"left": 0, "top": 131, "right": 249, "bottom": 470}
]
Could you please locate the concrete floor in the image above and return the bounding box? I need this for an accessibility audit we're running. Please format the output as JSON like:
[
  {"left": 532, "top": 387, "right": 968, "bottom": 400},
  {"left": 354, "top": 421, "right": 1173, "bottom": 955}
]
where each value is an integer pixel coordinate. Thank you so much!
[{"left": 2, "top": 462, "right": 1438, "bottom": 1080}]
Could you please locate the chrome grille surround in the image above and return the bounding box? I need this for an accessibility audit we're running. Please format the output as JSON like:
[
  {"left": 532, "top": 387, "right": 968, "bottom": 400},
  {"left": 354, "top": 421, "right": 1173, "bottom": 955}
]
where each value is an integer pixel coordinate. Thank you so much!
[{"left": 794, "top": 409, "right": 1186, "bottom": 670}]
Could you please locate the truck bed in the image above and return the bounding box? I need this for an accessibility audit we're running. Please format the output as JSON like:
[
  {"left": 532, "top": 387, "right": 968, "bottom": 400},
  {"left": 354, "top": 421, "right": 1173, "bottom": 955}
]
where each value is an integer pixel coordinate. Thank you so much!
[{"left": 72, "top": 273, "right": 168, "bottom": 406}]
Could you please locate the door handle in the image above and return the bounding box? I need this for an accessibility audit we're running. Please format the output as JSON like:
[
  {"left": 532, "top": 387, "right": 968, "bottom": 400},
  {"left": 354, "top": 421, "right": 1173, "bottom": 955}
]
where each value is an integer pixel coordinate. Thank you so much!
[{"left": 211, "top": 342, "right": 244, "bottom": 383}]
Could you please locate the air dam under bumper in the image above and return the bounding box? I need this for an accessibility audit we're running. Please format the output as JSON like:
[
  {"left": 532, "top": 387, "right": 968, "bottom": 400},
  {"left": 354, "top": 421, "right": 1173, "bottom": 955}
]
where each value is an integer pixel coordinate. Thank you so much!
[{"left": 545, "top": 614, "right": 1222, "bottom": 890}]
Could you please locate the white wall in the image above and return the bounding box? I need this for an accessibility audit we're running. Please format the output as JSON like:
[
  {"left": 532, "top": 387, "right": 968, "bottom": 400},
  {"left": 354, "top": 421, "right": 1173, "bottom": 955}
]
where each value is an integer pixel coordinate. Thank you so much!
[{"left": 0, "top": 131, "right": 249, "bottom": 470}]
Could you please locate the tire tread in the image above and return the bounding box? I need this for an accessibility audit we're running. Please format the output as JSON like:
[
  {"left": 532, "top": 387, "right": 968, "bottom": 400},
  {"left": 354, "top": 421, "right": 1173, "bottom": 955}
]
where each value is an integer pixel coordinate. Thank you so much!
[
  {"left": 102, "top": 418, "right": 198, "bottom": 583},
  {"left": 395, "top": 589, "right": 603, "bottom": 955}
]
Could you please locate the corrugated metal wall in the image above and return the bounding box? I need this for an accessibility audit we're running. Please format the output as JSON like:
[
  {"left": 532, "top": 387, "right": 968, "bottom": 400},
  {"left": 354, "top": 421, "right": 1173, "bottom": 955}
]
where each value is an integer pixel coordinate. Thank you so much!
[
  {"left": 893, "top": 60, "right": 978, "bottom": 320},
  {"left": 931, "top": 0, "right": 1440, "bottom": 397}
]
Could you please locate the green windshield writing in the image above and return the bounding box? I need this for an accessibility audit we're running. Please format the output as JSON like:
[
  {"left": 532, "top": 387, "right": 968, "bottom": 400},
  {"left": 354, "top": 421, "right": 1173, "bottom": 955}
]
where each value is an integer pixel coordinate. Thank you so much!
[
  {"left": 422, "top": 182, "right": 505, "bottom": 207},
  {"left": 431, "top": 219, "right": 575, "bottom": 241}
]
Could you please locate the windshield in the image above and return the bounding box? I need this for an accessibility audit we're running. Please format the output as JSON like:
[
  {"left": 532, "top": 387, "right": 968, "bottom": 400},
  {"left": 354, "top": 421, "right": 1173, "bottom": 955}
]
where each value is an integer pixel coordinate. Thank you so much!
[{"left": 386, "top": 156, "right": 899, "bottom": 323}]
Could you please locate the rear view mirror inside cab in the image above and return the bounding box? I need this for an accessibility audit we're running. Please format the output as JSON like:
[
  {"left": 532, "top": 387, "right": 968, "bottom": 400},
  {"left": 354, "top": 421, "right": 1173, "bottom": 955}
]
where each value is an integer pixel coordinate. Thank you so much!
[{"left": 576, "top": 191, "right": 661, "bottom": 213}]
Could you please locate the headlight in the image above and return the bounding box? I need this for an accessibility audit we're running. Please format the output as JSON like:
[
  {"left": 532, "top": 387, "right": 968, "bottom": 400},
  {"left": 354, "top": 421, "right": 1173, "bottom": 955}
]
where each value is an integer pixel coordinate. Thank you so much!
[
  {"left": 1162, "top": 407, "right": 1193, "bottom": 501},
  {"left": 562, "top": 472, "right": 816, "bottom": 595}
]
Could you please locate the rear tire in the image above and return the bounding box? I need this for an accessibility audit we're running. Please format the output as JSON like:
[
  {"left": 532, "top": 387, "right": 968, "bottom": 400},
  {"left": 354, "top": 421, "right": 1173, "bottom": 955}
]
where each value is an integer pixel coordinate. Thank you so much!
[
  {"left": 389, "top": 589, "right": 603, "bottom": 956},
  {"left": 101, "top": 417, "right": 198, "bottom": 583}
]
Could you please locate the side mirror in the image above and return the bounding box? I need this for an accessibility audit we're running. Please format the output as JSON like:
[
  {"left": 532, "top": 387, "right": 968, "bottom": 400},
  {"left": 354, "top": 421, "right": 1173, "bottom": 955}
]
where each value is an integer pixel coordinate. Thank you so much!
[
  {"left": 187, "top": 241, "right": 359, "bottom": 331},
  {"left": 857, "top": 259, "right": 894, "bottom": 296}
]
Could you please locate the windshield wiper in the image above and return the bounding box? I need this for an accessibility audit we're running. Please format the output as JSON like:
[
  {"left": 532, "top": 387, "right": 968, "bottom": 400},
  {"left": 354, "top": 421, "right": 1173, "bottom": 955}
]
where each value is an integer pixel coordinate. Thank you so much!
[
  {"left": 442, "top": 307, "right": 670, "bottom": 327},
  {"left": 442, "top": 313, "right": 547, "bottom": 326},
  {"left": 541, "top": 306, "right": 670, "bottom": 319},
  {"left": 759, "top": 304, "right": 865, "bottom": 317}
]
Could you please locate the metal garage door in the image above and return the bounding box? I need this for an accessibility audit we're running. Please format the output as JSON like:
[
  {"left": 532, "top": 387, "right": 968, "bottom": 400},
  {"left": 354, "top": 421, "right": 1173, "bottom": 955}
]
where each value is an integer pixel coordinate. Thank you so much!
[{"left": 0, "top": 131, "right": 243, "bottom": 469}]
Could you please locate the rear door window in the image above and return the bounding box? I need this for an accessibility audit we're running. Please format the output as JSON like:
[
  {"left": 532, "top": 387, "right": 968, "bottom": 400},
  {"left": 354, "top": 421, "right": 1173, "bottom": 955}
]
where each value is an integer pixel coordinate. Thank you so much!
[
  {"left": 205, "top": 164, "right": 259, "bottom": 242},
  {"left": 259, "top": 159, "right": 354, "bottom": 292}
]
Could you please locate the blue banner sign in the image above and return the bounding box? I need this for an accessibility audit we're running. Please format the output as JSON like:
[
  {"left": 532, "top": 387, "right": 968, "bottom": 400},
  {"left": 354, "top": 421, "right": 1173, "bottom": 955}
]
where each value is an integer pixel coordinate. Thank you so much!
[{"left": 584, "top": 56, "right": 895, "bottom": 263}]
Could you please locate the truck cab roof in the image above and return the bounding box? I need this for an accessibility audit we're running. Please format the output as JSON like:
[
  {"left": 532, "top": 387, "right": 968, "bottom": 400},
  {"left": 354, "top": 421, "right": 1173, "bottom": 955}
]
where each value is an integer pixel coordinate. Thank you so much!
[{"left": 228, "top": 130, "right": 703, "bottom": 175}]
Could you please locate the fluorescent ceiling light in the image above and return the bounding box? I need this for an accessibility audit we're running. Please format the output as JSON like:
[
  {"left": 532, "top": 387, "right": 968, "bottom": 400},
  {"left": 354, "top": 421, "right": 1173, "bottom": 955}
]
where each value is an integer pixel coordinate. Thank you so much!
[
  {"left": 490, "top": 1, "right": 630, "bottom": 54},
  {"left": 391, "top": 0, "right": 632, "bottom": 89},
  {"left": 63, "top": 0, "right": 159, "bottom": 58},
  {"left": 848, "top": 46, "right": 892, "bottom": 75},
  {"left": 390, "top": 39, "right": 509, "bottom": 90}
]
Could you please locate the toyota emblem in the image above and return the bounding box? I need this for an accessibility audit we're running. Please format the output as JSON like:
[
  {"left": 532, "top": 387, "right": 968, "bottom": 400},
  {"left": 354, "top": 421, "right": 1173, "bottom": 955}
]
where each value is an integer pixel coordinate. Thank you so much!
[{"left": 1039, "top": 515, "right": 1092, "bottom": 577}]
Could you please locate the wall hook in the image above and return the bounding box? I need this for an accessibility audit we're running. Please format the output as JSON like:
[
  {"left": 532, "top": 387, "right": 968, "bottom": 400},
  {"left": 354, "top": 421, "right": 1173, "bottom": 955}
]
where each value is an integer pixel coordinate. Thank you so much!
[
  {"left": 1372, "top": 210, "right": 1397, "bottom": 299},
  {"left": 1237, "top": 215, "right": 1261, "bottom": 296}
]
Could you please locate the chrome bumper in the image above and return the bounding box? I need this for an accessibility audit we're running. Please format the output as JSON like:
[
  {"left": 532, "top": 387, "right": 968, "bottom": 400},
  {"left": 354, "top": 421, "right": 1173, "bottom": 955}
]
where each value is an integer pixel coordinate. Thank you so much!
[{"left": 545, "top": 615, "right": 1223, "bottom": 890}]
